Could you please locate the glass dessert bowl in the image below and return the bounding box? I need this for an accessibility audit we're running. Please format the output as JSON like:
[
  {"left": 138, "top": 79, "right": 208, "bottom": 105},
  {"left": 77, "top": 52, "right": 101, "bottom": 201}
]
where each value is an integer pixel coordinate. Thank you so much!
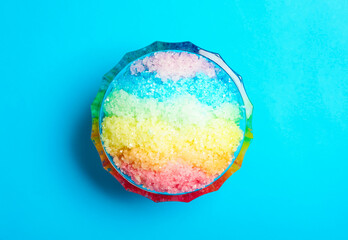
[{"left": 91, "top": 42, "right": 253, "bottom": 202}]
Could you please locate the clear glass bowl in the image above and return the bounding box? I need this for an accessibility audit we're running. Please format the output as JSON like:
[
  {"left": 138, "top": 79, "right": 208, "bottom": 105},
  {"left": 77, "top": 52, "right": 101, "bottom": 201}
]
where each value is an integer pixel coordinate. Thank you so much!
[{"left": 91, "top": 41, "right": 253, "bottom": 202}]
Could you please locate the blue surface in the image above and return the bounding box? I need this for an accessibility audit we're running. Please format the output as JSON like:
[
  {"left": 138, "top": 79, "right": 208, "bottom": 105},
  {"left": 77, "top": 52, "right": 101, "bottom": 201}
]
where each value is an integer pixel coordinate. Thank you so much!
[{"left": 0, "top": 0, "right": 347, "bottom": 239}]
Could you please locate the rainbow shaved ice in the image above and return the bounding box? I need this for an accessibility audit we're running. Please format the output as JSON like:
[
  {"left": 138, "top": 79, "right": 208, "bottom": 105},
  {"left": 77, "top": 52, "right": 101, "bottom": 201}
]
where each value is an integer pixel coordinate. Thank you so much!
[{"left": 100, "top": 51, "right": 245, "bottom": 194}]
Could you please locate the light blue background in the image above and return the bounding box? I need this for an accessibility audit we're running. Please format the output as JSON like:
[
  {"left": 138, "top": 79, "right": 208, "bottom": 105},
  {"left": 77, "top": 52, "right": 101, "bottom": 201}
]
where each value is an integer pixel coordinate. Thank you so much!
[{"left": 1, "top": 0, "right": 347, "bottom": 239}]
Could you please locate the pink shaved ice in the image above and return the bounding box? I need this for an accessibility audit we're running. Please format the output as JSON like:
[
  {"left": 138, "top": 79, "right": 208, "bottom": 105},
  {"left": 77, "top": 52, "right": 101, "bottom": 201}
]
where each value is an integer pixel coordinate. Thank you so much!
[
  {"left": 130, "top": 51, "right": 217, "bottom": 81},
  {"left": 117, "top": 159, "right": 216, "bottom": 194}
]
